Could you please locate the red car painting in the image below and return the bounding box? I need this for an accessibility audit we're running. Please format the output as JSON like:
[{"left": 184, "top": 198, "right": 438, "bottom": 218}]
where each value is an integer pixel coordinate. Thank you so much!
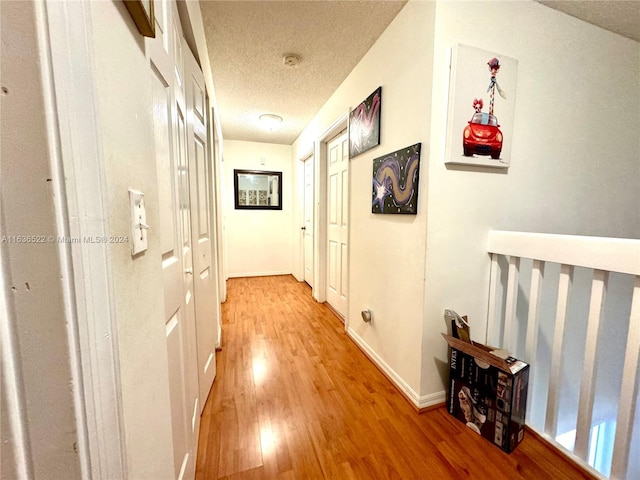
[{"left": 463, "top": 112, "right": 503, "bottom": 159}]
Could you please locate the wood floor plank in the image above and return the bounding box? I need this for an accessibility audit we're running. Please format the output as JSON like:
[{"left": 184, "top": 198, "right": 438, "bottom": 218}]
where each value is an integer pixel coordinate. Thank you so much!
[{"left": 195, "top": 275, "right": 596, "bottom": 479}]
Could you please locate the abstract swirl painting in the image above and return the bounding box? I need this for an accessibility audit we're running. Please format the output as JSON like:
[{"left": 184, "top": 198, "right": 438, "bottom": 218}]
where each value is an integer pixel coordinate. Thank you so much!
[
  {"left": 372, "top": 143, "right": 421, "bottom": 214},
  {"left": 349, "top": 87, "right": 381, "bottom": 159}
]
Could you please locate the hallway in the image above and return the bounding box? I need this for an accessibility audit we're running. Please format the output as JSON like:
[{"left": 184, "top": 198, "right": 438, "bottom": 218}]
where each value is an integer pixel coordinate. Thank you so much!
[{"left": 195, "top": 276, "right": 593, "bottom": 480}]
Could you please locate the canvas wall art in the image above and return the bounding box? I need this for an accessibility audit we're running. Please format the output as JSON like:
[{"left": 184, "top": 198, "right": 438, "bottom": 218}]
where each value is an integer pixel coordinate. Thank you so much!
[
  {"left": 445, "top": 44, "right": 518, "bottom": 168},
  {"left": 349, "top": 86, "right": 381, "bottom": 159},
  {"left": 372, "top": 143, "right": 421, "bottom": 214}
]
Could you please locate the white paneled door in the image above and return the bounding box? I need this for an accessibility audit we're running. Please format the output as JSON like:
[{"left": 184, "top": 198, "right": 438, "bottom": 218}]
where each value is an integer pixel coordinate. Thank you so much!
[
  {"left": 326, "top": 131, "right": 349, "bottom": 318},
  {"left": 149, "top": 3, "right": 199, "bottom": 479},
  {"left": 303, "top": 154, "right": 314, "bottom": 287},
  {"left": 185, "top": 43, "right": 217, "bottom": 412}
]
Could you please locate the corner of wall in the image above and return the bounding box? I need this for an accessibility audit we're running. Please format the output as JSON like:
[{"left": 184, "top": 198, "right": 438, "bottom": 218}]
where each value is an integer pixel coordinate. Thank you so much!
[{"left": 420, "top": 0, "right": 640, "bottom": 399}]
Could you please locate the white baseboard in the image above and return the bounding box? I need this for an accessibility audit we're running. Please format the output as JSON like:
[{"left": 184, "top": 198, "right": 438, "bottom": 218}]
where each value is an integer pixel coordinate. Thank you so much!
[
  {"left": 418, "top": 390, "right": 446, "bottom": 409},
  {"left": 346, "top": 328, "right": 446, "bottom": 410},
  {"left": 227, "top": 270, "right": 290, "bottom": 278}
]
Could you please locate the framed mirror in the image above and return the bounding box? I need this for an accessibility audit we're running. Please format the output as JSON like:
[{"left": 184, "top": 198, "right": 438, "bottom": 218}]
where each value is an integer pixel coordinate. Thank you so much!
[{"left": 234, "top": 169, "right": 283, "bottom": 210}]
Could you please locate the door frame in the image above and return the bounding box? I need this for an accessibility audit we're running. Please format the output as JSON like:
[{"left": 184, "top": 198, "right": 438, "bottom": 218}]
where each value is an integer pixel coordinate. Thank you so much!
[
  {"left": 312, "top": 113, "right": 348, "bottom": 314},
  {"left": 39, "top": 1, "right": 125, "bottom": 477},
  {"left": 207, "top": 102, "right": 224, "bottom": 347}
]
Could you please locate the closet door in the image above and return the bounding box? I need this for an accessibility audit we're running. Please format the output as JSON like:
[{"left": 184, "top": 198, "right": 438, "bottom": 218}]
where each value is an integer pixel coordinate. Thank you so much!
[
  {"left": 148, "top": 2, "right": 199, "bottom": 478},
  {"left": 184, "top": 40, "right": 217, "bottom": 413}
]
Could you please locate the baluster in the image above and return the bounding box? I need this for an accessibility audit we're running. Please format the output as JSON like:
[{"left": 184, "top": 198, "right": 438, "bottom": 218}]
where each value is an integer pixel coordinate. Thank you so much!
[
  {"left": 486, "top": 253, "right": 499, "bottom": 345},
  {"left": 503, "top": 256, "right": 520, "bottom": 352},
  {"left": 525, "top": 260, "right": 544, "bottom": 422},
  {"left": 525, "top": 260, "right": 545, "bottom": 363},
  {"left": 610, "top": 275, "right": 640, "bottom": 479},
  {"left": 545, "top": 263, "right": 574, "bottom": 438},
  {"left": 574, "top": 269, "right": 609, "bottom": 459}
]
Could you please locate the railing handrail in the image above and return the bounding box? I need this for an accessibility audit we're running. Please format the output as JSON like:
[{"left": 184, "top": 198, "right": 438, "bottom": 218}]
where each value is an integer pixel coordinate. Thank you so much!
[{"left": 488, "top": 230, "right": 640, "bottom": 276}]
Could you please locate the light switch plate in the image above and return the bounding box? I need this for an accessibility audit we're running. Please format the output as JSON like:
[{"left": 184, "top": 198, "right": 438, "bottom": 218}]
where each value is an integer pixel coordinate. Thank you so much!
[{"left": 129, "top": 189, "right": 148, "bottom": 255}]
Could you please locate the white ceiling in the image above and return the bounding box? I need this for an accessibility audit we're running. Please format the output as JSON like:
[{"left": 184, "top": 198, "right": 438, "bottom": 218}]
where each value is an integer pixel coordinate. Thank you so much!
[{"left": 199, "top": 0, "right": 639, "bottom": 146}]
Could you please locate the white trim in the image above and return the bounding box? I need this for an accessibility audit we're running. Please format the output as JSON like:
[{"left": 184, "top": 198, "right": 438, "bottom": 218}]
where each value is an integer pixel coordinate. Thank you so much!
[
  {"left": 574, "top": 270, "right": 608, "bottom": 460},
  {"left": 319, "top": 113, "right": 349, "bottom": 148},
  {"left": 299, "top": 149, "right": 314, "bottom": 162},
  {"left": 486, "top": 253, "right": 499, "bottom": 345},
  {"left": 545, "top": 264, "right": 573, "bottom": 438},
  {"left": 524, "top": 260, "right": 544, "bottom": 424},
  {"left": 346, "top": 328, "right": 445, "bottom": 409},
  {"left": 42, "top": 1, "right": 125, "bottom": 478},
  {"left": 37, "top": 2, "right": 91, "bottom": 477},
  {"left": 610, "top": 276, "right": 640, "bottom": 479},
  {"left": 418, "top": 391, "right": 447, "bottom": 409},
  {"left": 313, "top": 141, "right": 327, "bottom": 303},
  {"left": 0, "top": 234, "right": 33, "bottom": 479},
  {"left": 525, "top": 260, "right": 544, "bottom": 365},
  {"left": 228, "top": 270, "right": 291, "bottom": 278},
  {"left": 503, "top": 256, "right": 519, "bottom": 352},
  {"left": 488, "top": 230, "right": 640, "bottom": 275},
  {"left": 205, "top": 99, "right": 223, "bottom": 349}
]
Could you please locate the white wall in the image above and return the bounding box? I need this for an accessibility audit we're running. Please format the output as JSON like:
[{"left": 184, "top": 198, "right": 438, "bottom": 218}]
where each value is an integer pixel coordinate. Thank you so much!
[
  {"left": 292, "top": 0, "right": 436, "bottom": 402},
  {"left": 421, "top": 1, "right": 640, "bottom": 396},
  {"left": 292, "top": 0, "right": 639, "bottom": 408},
  {"left": 88, "top": 1, "right": 175, "bottom": 477},
  {"left": 223, "top": 140, "right": 293, "bottom": 277},
  {"left": 1, "top": 2, "right": 82, "bottom": 477}
]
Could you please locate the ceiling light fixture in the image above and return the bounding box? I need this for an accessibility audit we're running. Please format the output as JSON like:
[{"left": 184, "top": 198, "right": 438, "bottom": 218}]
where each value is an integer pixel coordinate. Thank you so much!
[{"left": 259, "top": 113, "right": 283, "bottom": 131}]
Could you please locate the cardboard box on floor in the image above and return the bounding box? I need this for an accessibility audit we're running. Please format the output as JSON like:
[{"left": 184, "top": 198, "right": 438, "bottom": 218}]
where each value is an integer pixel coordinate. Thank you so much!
[{"left": 442, "top": 334, "right": 529, "bottom": 453}]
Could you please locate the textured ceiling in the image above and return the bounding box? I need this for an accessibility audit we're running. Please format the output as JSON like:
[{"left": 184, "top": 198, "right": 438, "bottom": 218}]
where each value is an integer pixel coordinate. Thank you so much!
[
  {"left": 200, "top": 0, "right": 407, "bottom": 145},
  {"left": 200, "top": 0, "right": 639, "bottom": 146},
  {"left": 537, "top": 1, "right": 640, "bottom": 43}
]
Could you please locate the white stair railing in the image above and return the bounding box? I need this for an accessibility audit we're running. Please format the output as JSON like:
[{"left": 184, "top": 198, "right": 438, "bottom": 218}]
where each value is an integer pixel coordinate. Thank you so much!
[{"left": 487, "top": 230, "right": 640, "bottom": 480}]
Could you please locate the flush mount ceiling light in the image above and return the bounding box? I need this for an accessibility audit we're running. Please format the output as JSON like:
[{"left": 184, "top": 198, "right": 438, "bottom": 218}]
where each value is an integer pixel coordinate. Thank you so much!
[{"left": 259, "top": 113, "right": 283, "bottom": 131}]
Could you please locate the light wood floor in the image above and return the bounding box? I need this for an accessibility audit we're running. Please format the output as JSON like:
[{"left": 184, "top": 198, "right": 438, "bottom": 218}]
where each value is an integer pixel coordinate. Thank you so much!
[{"left": 196, "top": 275, "right": 593, "bottom": 480}]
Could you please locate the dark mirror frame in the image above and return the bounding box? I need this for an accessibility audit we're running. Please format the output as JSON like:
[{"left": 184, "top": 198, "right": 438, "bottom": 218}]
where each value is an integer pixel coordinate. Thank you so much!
[{"left": 234, "top": 169, "right": 283, "bottom": 210}]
